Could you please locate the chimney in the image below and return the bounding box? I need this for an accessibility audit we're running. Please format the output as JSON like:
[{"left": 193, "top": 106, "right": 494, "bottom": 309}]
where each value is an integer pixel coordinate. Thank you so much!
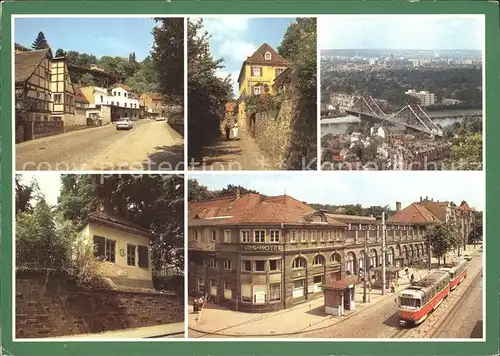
[
  {"left": 425, "top": 196, "right": 428, "bottom": 201},
  {"left": 236, "top": 188, "right": 241, "bottom": 200},
  {"left": 396, "top": 202, "right": 402, "bottom": 211}
]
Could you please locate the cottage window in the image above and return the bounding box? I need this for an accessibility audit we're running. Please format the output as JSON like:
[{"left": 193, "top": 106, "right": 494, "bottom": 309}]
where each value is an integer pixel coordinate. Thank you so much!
[
  {"left": 253, "top": 86, "right": 261, "bottom": 95},
  {"left": 100, "top": 95, "right": 104, "bottom": 103},
  {"left": 240, "top": 230, "right": 250, "bottom": 243},
  {"left": 241, "top": 260, "right": 252, "bottom": 272},
  {"left": 269, "top": 259, "right": 281, "bottom": 271},
  {"left": 264, "top": 52, "right": 272, "bottom": 60},
  {"left": 124, "top": 93, "right": 127, "bottom": 98},
  {"left": 270, "top": 230, "right": 280, "bottom": 243},
  {"left": 93, "top": 235, "right": 116, "bottom": 263},
  {"left": 224, "top": 259, "right": 232, "bottom": 270},
  {"left": 269, "top": 283, "right": 281, "bottom": 302},
  {"left": 254, "top": 230, "right": 265, "bottom": 243},
  {"left": 127, "top": 244, "right": 137, "bottom": 266},
  {"left": 254, "top": 260, "right": 266, "bottom": 272},
  {"left": 210, "top": 257, "right": 217, "bottom": 268},
  {"left": 252, "top": 66, "right": 261, "bottom": 76},
  {"left": 224, "top": 229, "right": 232, "bottom": 243}
]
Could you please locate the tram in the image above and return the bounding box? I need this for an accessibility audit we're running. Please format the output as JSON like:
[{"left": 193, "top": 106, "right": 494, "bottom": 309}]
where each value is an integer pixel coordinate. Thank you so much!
[
  {"left": 397, "top": 270, "right": 450, "bottom": 326},
  {"left": 440, "top": 259, "right": 468, "bottom": 290}
]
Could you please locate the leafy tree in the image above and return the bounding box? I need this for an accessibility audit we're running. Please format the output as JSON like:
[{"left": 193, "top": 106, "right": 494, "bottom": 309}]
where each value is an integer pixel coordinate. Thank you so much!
[
  {"left": 15, "top": 175, "right": 34, "bottom": 215},
  {"left": 426, "top": 222, "right": 461, "bottom": 266},
  {"left": 188, "top": 179, "right": 215, "bottom": 202},
  {"left": 31, "top": 31, "right": 49, "bottom": 50},
  {"left": 151, "top": 18, "right": 184, "bottom": 105},
  {"left": 187, "top": 18, "right": 233, "bottom": 160},
  {"left": 449, "top": 133, "right": 482, "bottom": 170},
  {"left": 277, "top": 18, "right": 317, "bottom": 169},
  {"left": 55, "top": 48, "right": 66, "bottom": 57},
  {"left": 218, "top": 184, "right": 259, "bottom": 197},
  {"left": 125, "top": 56, "right": 160, "bottom": 93}
]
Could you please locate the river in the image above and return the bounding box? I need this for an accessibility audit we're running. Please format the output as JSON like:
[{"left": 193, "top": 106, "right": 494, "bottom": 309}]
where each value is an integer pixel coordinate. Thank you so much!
[{"left": 321, "top": 115, "right": 481, "bottom": 136}]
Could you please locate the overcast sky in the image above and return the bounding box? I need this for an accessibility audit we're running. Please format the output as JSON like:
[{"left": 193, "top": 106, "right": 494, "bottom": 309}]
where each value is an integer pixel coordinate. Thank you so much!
[
  {"left": 190, "top": 172, "right": 485, "bottom": 211},
  {"left": 319, "top": 15, "right": 484, "bottom": 51}
]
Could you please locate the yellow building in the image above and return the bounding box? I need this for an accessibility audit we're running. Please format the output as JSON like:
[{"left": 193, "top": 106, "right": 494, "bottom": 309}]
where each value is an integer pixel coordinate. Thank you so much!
[
  {"left": 80, "top": 212, "right": 153, "bottom": 289},
  {"left": 237, "top": 43, "right": 288, "bottom": 127},
  {"left": 51, "top": 57, "right": 78, "bottom": 125}
]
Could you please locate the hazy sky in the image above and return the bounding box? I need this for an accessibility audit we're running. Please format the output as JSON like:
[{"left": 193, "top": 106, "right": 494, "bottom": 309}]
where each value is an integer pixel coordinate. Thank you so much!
[
  {"left": 15, "top": 17, "right": 157, "bottom": 61},
  {"left": 319, "top": 15, "right": 484, "bottom": 51},
  {"left": 194, "top": 17, "right": 294, "bottom": 97},
  {"left": 190, "top": 172, "right": 485, "bottom": 211}
]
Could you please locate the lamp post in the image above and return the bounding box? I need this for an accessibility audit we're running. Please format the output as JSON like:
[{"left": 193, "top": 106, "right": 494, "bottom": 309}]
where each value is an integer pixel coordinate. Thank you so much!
[{"left": 363, "top": 229, "right": 368, "bottom": 303}]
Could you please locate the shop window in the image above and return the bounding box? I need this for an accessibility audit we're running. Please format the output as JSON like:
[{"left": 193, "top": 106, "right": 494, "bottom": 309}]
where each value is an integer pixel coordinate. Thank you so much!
[
  {"left": 253, "top": 285, "right": 267, "bottom": 304},
  {"left": 241, "top": 284, "right": 252, "bottom": 303},
  {"left": 269, "top": 283, "right": 281, "bottom": 302}
]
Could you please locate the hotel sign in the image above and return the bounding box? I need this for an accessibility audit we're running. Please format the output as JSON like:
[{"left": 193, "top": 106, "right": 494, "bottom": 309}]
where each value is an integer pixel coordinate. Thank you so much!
[{"left": 241, "top": 244, "right": 282, "bottom": 252}]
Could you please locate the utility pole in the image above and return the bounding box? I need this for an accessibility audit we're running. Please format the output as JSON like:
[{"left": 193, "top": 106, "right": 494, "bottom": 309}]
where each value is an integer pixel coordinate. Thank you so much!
[
  {"left": 382, "top": 212, "right": 386, "bottom": 296},
  {"left": 363, "top": 229, "right": 368, "bottom": 303},
  {"left": 428, "top": 230, "right": 432, "bottom": 271}
]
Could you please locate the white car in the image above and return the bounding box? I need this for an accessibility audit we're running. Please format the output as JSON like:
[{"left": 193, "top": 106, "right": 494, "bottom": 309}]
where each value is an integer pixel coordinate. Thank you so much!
[{"left": 116, "top": 118, "right": 133, "bottom": 130}]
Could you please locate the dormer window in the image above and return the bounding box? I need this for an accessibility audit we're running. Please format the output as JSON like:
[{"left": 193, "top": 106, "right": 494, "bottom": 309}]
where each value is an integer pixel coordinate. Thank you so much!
[{"left": 264, "top": 51, "right": 271, "bottom": 60}]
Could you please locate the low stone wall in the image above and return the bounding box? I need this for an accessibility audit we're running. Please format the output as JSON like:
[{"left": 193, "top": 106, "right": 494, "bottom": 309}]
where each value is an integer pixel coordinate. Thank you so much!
[
  {"left": 253, "top": 99, "right": 293, "bottom": 164},
  {"left": 16, "top": 270, "right": 183, "bottom": 338}
]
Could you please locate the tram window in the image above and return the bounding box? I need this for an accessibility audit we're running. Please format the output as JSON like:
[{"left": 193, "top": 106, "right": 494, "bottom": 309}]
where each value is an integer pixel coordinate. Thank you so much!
[
  {"left": 399, "top": 297, "right": 417, "bottom": 307},
  {"left": 415, "top": 300, "right": 421, "bottom": 308}
]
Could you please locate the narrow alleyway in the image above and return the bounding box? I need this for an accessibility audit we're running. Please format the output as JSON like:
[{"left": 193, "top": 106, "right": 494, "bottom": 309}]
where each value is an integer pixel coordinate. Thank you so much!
[{"left": 190, "top": 126, "right": 279, "bottom": 171}]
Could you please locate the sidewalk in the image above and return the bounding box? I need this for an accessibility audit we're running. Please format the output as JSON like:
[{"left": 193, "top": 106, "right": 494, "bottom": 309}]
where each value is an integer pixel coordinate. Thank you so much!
[
  {"left": 189, "top": 248, "right": 482, "bottom": 337},
  {"left": 55, "top": 322, "right": 184, "bottom": 339}
]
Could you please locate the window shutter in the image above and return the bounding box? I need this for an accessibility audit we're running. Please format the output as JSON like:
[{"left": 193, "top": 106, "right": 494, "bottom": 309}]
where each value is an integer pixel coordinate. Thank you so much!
[
  {"left": 259, "top": 67, "right": 262, "bottom": 77},
  {"left": 138, "top": 245, "right": 149, "bottom": 268},
  {"left": 93, "top": 235, "right": 105, "bottom": 258}
]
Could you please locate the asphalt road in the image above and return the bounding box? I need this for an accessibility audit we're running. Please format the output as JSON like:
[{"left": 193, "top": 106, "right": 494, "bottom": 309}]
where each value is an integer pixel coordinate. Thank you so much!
[{"left": 16, "top": 120, "right": 184, "bottom": 171}]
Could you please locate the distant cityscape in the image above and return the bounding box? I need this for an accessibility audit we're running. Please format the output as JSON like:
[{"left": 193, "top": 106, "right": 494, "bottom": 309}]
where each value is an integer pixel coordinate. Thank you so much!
[{"left": 320, "top": 48, "right": 483, "bottom": 171}]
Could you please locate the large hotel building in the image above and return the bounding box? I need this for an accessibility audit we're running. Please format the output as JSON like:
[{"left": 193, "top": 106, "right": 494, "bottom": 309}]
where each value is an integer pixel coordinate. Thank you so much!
[{"left": 188, "top": 190, "right": 474, "bottom": 312}]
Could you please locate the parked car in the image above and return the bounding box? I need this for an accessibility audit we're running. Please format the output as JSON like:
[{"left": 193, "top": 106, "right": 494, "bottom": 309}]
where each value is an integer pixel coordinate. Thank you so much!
[
  {"left": 155, "top": 116, "right": 165, "bottom": 121},
  {"left": 463, "top": 254, "right": 473, "bottom": 261},
  {"left": 116, "top": 118, "right": 133, "bottom": 130}
]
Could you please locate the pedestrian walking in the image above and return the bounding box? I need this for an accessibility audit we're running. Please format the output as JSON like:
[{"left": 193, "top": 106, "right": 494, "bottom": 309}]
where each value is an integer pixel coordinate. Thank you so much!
[
  {"left": 232, "top": 120, "right": 239, "bottom": 139},
  {"left": 193, "top": 298, "right": 199, "bottom": 313},
  {"left": 410, "top": 273, "right": 415, "bottom": 284},
  {"left": 224, "top": 120, "right": 231, "bottom": 140}
]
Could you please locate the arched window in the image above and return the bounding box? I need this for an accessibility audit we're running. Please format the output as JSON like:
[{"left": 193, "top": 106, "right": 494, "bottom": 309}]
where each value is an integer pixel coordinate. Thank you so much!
[
  {"left": 330, "top": 253, "right": 341, "bottom": 264},
  {"left": 223, "top": 259, "right": 232, "bottom": 270},
  {"left": 292, "top": 257, "right": 306, "bottom": 269},
  {"left": 313, "top": 255, "right": 325, "bottom": 266},
  {"left": 345, "top": 252, "right": 356, "bottom": 274},
  {"left": 369, "top": 249, "right": 377, "bottom": 267},
  {"left": 264, "top": 51, "right": 272, "bottom": 60},
  {"left": 210, "top": 257, "right": 217, "bottom": 268}
]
